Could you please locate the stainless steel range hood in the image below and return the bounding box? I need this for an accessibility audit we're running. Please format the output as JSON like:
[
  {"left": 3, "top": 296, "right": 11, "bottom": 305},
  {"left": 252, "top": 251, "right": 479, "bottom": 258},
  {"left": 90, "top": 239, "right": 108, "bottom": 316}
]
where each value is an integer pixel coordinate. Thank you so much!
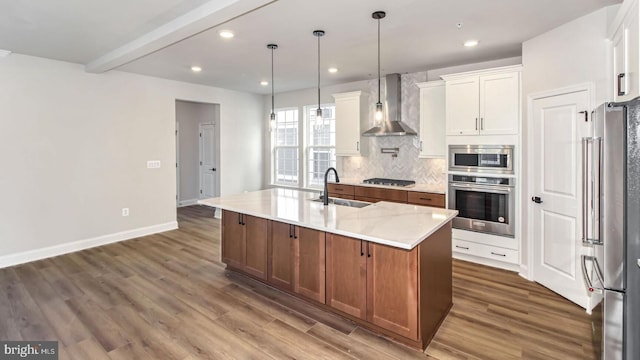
[{"left": 362, "top": 73, "right": 417, "bottom": 137}]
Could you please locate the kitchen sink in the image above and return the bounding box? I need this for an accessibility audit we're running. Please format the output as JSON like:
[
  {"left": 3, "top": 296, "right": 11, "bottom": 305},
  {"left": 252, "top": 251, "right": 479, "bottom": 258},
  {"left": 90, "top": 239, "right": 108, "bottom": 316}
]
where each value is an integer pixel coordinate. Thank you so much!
[{"left": 311, "top": 196, "right": 371, "bottom": 208}]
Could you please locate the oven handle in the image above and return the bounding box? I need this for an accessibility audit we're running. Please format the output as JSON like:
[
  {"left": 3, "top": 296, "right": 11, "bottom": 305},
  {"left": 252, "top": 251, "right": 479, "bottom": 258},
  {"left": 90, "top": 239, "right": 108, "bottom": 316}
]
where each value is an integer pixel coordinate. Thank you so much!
[{"left": 449, "top": 183, "right": 513, "bottom": 193}]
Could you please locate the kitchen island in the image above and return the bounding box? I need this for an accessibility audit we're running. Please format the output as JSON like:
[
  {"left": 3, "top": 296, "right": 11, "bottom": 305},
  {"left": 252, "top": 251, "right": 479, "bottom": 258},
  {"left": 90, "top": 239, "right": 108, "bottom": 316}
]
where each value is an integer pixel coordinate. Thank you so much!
[{"left": 199, "top": 188, "right": 457, "bottom": 350}]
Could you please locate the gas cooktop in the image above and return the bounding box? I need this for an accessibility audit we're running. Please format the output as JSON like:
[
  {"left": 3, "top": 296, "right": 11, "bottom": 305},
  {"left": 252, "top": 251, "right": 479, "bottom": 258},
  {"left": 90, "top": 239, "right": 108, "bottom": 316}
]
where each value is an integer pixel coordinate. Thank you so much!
[{"left": 362, "top": 178, "right": 416, "bottom": 187}]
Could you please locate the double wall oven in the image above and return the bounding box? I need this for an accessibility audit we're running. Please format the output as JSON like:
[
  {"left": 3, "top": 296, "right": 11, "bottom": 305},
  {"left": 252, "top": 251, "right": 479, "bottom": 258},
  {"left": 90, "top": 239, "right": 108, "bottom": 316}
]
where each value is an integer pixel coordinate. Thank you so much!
[{"left": 448, "top": 145, "right": 515, "bottom": 237}]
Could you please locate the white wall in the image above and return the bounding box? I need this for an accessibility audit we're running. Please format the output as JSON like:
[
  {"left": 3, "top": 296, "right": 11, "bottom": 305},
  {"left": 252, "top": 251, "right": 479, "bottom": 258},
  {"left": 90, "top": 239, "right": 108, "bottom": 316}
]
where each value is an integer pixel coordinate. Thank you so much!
[
  {"left": 176, "top": 101, "right": 220, "bottom": 204},
  {"left": 520, "top": 5, "right": 618, "bottom": 275},
  {"left": 0, "top": 54, "right": 263, "bottom": 267}
]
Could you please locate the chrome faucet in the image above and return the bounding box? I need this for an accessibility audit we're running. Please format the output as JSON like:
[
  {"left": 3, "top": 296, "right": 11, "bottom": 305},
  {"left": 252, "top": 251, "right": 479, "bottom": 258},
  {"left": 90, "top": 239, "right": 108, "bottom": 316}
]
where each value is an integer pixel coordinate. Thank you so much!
[{"left": 323, "top": 167, "right": 340, "bottom": 205}]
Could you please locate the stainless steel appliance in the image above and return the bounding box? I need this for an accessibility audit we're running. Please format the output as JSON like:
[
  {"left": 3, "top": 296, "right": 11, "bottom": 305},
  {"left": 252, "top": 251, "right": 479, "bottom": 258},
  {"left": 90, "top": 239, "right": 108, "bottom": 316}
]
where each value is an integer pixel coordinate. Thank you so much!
[
  {"left": 447, "top": 174, "right": 515, "bottom": 237},
  {"left": 581, "top": 100, "right": 640, "bottom": 360},
  {"left": 448, "top": 145, "right": 514, "bottom": 174},
  {"left": 362, "top": 178, "right": 415, "bottom": 187}
]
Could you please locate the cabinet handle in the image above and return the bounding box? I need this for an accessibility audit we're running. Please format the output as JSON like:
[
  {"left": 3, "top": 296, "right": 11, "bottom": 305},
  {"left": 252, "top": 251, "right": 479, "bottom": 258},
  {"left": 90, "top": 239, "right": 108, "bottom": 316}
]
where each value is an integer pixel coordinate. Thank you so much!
[
  {"left": 618, "top": 73, "right": 626, "bottom": 96},
  {"left": 360, "top": 240, "right": 364, "bottom": 257},
  {"left": 334, "top": 188, "right": 343, "bottom": 192},
  {"left": 491, "top": 251, "right": 506, "bottom": 257},
  {"left": 289, "top": 224, "right": 293, "bottom": 238},
  {"left": 455, "top": 245, "right": 469, "bottom": 250},
  {"left": 367, "top": 242, "right": 371, "bottom": 258},
  {"left": 419, "top": 140, "right": 423, "bottom": 152},
  {"left": 481, "top": 117, "right": 484, "bottom": 130},
  {"left": 420, "top": 197, "right": 432, "bottom": 201},
  {"left": 357, "top": 141, "right": 359, "bottom": 151},
  {"left": 241, "top": 215, "right": 245, "bottom": 226},
  {"left": 475, "top": 118, "right": 478, "bottom": 130},
  {"left": 293, "top": 226, "right": 298, "bottom": 239}
]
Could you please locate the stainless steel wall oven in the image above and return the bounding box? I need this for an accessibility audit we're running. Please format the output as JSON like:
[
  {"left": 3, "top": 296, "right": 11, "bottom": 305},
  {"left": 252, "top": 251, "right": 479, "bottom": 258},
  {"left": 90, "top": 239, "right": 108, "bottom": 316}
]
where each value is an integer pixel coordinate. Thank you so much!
[{"left": 448, "top": 174, "right": 515, "bottom": 237}]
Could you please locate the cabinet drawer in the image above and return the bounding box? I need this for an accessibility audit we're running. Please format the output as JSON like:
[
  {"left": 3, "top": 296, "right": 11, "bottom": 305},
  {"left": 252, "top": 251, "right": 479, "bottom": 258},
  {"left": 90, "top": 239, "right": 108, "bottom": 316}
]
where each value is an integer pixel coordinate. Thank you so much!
[
  {"left": 327, "top": 184, "right": 355, "bottom": 196},
  {"left": 354, "top": 187, "right": 407, "bottom": 203},
  {"left": 452, "top": 239, "right": 518, "bottom": 264},
  {"left": 407, "top": 192, "right": 445, "bottom": 208}
]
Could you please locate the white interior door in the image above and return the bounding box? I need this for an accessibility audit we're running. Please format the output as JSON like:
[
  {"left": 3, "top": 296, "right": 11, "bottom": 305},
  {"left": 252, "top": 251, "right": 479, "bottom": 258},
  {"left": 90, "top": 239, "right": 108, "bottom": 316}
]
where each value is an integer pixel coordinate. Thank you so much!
[
  {"left": 531, "top": 89, "right": 591, "bottom": 308},
  {"left": 199, "top": 123, "right": 216, "bottom": 199}
]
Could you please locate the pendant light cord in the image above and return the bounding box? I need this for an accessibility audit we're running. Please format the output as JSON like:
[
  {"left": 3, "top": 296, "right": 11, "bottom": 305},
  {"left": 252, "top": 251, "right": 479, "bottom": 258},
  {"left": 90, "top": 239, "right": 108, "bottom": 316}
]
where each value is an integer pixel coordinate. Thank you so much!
[
  {"left": 377, "top": 17, "right": 381, "bottom": 105},
  {"left": 271, "top": 47, "right": 275, "bottom": 114},
  {"left": 317, "top": 34, "right": 321, "bottom": 112}
]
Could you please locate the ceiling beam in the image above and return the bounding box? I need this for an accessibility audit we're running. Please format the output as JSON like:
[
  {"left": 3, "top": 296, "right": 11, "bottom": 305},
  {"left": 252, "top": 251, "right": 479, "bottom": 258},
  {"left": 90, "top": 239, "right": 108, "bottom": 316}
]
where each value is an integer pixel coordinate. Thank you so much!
[{"left": 85, "top": 0, "right": 276, "bottom": 73}]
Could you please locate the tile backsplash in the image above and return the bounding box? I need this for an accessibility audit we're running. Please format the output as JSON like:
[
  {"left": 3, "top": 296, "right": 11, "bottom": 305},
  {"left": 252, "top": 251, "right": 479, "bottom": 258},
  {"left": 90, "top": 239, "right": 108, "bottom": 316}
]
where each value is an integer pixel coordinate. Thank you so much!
[{"left": 337, "top": 72, "right": 447, "bottom": 186}]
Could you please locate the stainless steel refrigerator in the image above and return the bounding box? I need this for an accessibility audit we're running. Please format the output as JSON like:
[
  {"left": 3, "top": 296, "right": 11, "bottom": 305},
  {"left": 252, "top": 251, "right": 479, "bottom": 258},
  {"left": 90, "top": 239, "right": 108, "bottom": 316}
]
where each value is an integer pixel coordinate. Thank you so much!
[{"left": 582, "top": 99, "right": 640, "bottom": 360}]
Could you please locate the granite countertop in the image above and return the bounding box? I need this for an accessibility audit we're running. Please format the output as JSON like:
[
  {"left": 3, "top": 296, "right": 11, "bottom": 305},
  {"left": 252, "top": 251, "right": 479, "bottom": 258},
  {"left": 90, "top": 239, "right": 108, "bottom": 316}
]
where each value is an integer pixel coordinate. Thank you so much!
[
  {"left": 331, "top": 178, "right": 446, "bottom": 194},
  {"left": 198, "top": 188, "right": 457, "bottom": 250}
]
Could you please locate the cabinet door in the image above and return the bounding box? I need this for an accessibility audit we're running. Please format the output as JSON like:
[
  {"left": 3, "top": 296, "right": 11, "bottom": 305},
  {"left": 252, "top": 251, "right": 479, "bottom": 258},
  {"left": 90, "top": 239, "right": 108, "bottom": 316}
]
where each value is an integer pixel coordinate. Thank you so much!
[
  {"left": 366, "top": 243, "right": 419, "bottom": 341},
  {"left": 445, "top": 77, "right": 479, "bottom": 135},
  {"left": 418, "top": 81, "right": 446, "bottom": 158},
  {"left": 334, "top": 96, "right": 361, "bottom": 156},
  {"left": 268, "top": 221, "right": 294, "bottom": 290},
  {"left": 325, "top": 234, "right": 367, "bottom": 319},
  {"left": 243, "top": 215, "right": 269, "bottom": 280},
  {"left": 221, "top": 210, "right": 244, "bottom": 269},
  {"left": 293, "top": 227, "right": 325, "bottom": 303},
  {"left": 479, "top": 72, "right": 519, "bottom": 135},
  {"left": 613, "top": 8, "right": 639, "bottom": 102}
]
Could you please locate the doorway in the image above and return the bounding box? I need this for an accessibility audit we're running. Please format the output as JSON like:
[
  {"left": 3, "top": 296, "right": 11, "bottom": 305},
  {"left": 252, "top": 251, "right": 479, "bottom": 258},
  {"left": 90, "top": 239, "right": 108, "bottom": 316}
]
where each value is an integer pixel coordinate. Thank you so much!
[
  {"left": 528, "top": 84, "right": 592, "bottom": 309},
  {"left": 175, "top": 100, "right": 220, "bottom": 207}
]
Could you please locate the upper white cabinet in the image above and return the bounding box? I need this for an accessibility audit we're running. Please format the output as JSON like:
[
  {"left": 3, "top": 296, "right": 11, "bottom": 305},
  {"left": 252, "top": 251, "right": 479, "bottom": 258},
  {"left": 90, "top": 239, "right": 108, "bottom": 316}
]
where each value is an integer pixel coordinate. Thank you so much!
[
  {"left": 416, "top": 81, "right": 445, "bottom": 158},
  {"left": 333, "top": 91, "right": 369, "bottom": 156},
  {"left": 610, "top": 0, "right": 639, "bottom": 102},
  {"left": 443, "top": 66, "right": 521, "bottom": 136}
]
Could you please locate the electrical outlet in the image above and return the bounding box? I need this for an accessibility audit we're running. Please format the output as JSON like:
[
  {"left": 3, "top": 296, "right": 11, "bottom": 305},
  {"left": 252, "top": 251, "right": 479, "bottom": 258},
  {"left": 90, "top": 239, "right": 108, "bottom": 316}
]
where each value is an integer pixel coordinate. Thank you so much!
[
  {"left": 147, "top": 160, "right": 161, "bottom": 169},
  {"left": 122, "top": 208, "right": 129, "bottom": 217}
]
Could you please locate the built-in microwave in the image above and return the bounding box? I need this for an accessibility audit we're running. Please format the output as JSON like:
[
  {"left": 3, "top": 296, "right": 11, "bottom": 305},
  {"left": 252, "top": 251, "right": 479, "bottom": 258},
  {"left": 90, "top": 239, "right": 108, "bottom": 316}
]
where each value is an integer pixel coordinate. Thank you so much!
[{"left": 448, "top": 145, "right": 514, "bottom": 174}]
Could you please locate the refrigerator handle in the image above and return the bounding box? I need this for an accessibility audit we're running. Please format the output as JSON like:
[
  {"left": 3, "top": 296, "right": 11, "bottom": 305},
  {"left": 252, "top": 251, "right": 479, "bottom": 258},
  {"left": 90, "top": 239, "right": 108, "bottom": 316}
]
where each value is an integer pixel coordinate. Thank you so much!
[
  {"left": 582, "top": 137, "right": 591, "bottom": 245},
  {"left": 593, "top": 137, "right": 603, "bottom": 245},
  {"left": 581, "top": 255, "right": 603, "bottom": 294}
]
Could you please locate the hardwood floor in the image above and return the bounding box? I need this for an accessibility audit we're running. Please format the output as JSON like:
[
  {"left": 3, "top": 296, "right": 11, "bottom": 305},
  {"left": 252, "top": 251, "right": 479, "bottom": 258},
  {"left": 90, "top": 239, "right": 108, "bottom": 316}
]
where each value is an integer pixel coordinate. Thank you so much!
[{"left": 0, "top": 205, "right": 597, "bottom": 359}]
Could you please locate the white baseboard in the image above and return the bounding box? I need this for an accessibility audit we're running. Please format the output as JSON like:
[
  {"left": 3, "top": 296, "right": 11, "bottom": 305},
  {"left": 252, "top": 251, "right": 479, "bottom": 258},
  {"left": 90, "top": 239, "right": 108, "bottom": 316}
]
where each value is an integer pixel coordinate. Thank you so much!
[
  {"left": 178, "top": 199, "right": 198, "bottom": 207},
  {"left": 453, "top": 252, "right": 520, "bottom": 272},
  {"left": 0, "top": 221, "right": 178, "bottom": 269}
]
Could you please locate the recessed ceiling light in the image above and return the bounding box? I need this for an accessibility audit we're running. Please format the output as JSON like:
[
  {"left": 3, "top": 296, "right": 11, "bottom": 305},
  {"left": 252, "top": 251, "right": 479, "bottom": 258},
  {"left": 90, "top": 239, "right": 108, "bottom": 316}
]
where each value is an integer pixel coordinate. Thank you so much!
[
  {"left": 219, "top": 30, "right": 234, "bottom": 39},
  {"left": 260, "top": 81, "right": 269, "bottom": 86},
  {"left": 191, "top": 66, "right": 202, "bottom": 72},
  {"left": 464, "top": 40, "right": 479, "bottom": 47},
  {"left": 328, "top": 67, "right": 338, "bottom": 73}
]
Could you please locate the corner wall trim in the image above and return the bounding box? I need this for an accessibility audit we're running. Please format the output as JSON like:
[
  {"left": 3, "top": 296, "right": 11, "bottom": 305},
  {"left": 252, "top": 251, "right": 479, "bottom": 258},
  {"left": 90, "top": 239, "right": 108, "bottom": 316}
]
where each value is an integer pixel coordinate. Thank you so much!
[{"left": 0, "top": 221, "right": 178, "bottom": 269}]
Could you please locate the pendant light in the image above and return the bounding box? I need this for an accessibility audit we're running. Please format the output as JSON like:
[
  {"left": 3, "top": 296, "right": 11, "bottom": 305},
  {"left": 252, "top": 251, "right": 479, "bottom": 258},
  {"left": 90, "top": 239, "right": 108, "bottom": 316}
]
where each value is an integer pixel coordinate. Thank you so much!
[
  {"left": 372, "top": 11, "right": 386, "bottom": 124},
  {"left": 268, "top": 43, "right": 278, "bottom": 131},
  {"left": 313, "top": 30, "right": 325, "bottom": 129}
]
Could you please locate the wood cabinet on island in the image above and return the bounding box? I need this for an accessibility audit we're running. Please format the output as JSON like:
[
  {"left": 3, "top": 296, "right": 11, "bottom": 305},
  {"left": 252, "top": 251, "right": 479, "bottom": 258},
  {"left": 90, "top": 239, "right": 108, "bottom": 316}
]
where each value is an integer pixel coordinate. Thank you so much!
[{"left": 200, "top": 188, "right": 457, "bottom": 351}]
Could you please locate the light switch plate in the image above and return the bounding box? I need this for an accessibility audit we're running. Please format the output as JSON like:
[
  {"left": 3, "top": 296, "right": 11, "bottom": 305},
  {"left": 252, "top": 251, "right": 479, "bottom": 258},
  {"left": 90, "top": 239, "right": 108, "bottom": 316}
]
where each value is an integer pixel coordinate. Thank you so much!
[{"left": 147, "top": 160, "right": 161, "bottom": 169}]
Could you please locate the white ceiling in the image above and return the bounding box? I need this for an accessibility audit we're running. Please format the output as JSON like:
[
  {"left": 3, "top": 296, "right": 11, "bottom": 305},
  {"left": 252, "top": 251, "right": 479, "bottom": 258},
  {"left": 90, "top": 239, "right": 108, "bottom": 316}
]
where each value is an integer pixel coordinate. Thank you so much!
[{"left": 0, "top": 0, "right": 621, "bottom": 94}]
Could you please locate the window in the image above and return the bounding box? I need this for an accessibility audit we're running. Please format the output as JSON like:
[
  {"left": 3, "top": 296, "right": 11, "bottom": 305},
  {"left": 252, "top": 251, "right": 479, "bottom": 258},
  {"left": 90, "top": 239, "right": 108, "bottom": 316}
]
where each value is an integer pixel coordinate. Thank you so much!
[
  {"left": 270, "top": 105, "right": 336, "bottom": 189},
  {"left": 272, "top": 108, "right": 299, "bottom": 186},
  {"left": 305, "top": 105, "right": 336, "bottom": 188}
]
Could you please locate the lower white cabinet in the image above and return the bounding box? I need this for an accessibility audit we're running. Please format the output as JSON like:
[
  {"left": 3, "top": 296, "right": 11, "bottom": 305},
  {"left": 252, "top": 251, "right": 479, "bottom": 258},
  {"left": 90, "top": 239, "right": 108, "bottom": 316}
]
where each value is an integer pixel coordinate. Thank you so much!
[
  {"left": 416, "top": 81, "right": 445, "bottom": 158},
  {"left": 452, "top": 239, "right": 518, "bottom": 265}
]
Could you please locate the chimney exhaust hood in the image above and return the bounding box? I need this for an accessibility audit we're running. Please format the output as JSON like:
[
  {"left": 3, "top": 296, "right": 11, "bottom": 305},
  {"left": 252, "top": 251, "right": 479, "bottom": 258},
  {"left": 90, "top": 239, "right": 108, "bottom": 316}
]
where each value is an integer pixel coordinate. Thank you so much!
[{"left": 362, "top": 73, "right": 417, "bottom": 137}]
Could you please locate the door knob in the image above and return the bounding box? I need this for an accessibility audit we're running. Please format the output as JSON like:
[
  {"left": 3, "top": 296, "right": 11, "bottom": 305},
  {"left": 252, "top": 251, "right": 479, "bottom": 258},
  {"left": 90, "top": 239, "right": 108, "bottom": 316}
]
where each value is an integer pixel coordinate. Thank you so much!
[
  {"left": 210, "top": 168, "right": 216, "bottom": 171},
  {"left": 531, "top": 196, "right": 543, "bottom": 204}
]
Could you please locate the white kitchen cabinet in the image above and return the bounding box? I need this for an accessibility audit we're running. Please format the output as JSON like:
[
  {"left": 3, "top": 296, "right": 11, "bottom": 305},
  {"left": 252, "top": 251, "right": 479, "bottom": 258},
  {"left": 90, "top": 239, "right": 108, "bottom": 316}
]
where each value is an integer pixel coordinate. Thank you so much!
[
  {"left": 443, "top": 66, "right": 521, "bottom": 136},
  {"left": 333, "top": 91, "right": 369, "bottom": 156},
  {"left": 416, "top": 81, "right": 446, "bottom": 158},
  {"left": 610, "top": 0, "right": 639, "bottom": 102}
]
